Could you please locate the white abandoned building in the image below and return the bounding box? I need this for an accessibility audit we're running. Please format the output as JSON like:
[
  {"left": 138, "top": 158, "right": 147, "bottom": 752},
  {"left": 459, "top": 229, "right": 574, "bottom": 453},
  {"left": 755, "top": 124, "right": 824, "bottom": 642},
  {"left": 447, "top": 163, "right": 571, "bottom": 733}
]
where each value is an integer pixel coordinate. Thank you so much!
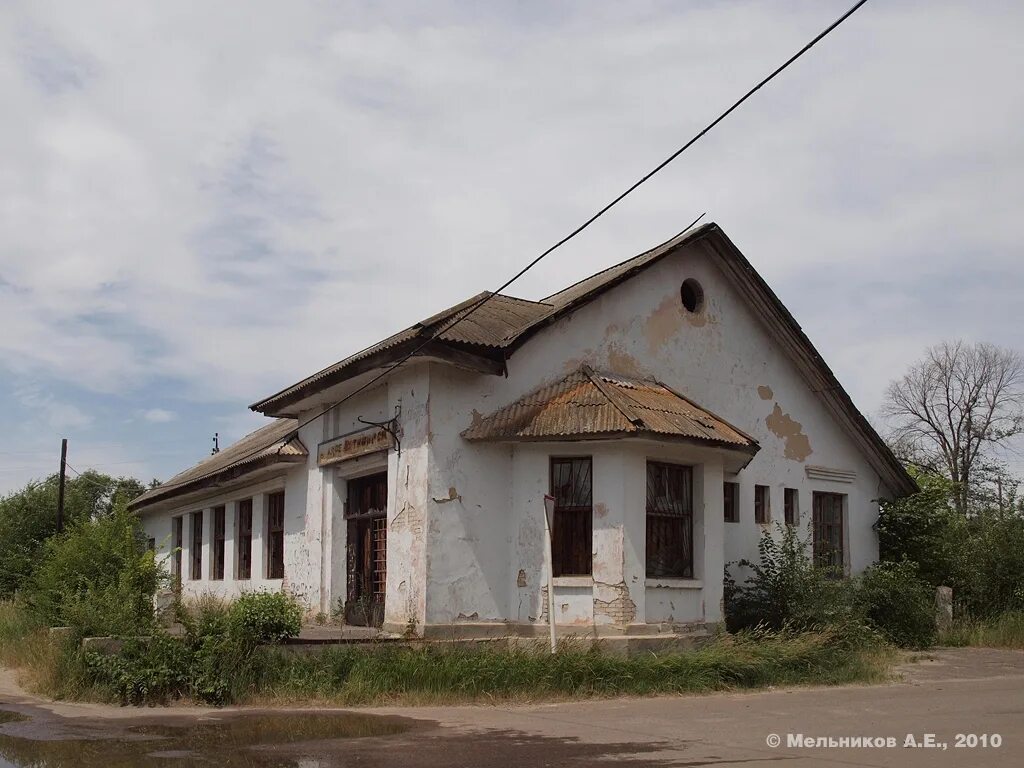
[{"left": 131, "top": 222, "right": 915, "bottom": 639}]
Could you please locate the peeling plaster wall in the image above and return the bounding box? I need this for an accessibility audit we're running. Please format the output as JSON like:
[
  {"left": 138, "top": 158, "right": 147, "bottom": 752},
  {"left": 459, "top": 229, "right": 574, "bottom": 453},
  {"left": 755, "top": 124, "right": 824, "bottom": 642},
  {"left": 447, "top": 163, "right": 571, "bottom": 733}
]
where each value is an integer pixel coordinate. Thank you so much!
[{"left": 383, "top": 365, "right": 430, "bottom": 632}]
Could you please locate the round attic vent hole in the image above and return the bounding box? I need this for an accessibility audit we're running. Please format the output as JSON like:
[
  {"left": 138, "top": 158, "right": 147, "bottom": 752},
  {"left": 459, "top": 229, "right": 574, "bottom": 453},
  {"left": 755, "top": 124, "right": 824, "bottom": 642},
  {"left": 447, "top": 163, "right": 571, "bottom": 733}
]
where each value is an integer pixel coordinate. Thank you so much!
[{"left": 680, "top": 278, "right": 704, "bottom": 314}]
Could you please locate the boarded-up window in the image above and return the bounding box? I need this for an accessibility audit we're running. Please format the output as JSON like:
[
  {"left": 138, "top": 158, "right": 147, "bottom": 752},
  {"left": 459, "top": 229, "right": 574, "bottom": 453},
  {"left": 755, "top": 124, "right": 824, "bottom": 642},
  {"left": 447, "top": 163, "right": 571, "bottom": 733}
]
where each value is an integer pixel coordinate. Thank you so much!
[
  {"left": 190, "top": 510, "right": 203, "bottom": 580},
  {"left": 267, "top": 491, "right": 285, "bottom": 579},
  {"left": 212, "top": 506, "right": 226, "bottom": 580},
  {"left": 236, "top": 499, "right": 252, "bottom": 580},
  {"left": 723, "top": 482, "right": 739, "bottom": 523},
  {"left": 813, "top": 492, "right": 845, "bottom": 570},
  {"left": 784, "top": 488, "right": 799, "bottom": 526},
  {"left": 646, "top": 462, "right": 693, "bottom": 578},
  {"left": 172, "top": 517, "right": 183, "bottom": 586},
  {"left": 754, "top": 485, "right": 770, "bottom": 524},
  {"left": 550, "top": 457, "right": 593, "bottom": 577}
]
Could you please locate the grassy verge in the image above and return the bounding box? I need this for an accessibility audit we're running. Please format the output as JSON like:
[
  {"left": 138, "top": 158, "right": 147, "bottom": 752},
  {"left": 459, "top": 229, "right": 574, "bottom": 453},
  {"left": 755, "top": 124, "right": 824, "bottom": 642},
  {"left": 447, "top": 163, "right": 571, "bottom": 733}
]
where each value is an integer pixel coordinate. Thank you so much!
[
  {"left": 1, "top": 601, "right": 895, "bottom": 706},
  {"left": 939, "top": 611, "right": 1024, "bottom": 650},
  {"left": 244, "top": 628, "right": 896, "bottom": 706}
]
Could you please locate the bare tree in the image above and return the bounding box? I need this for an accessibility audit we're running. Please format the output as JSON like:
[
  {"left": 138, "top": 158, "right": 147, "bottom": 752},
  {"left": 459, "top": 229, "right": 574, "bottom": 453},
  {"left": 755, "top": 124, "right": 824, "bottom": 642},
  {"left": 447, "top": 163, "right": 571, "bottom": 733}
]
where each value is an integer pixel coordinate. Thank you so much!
[{"left": 883, "top": 340, "right": 1024, "bottom": 515}]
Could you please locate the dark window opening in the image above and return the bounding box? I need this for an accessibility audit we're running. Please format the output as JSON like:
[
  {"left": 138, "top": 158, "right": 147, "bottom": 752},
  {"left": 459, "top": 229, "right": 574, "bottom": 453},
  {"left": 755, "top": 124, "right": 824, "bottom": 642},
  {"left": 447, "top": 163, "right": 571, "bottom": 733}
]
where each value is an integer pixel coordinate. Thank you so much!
[
  {"left": 550, "top": 457, "right": 593, "bottom": 577},
  {"left": 190, "top": 510, "right": 203, "bottom": 580},
  {"left": 267, "top": 491, "right": 285, "bottom": 580},
  {"left": 212, "top": 506, "right": 225, "bottom": 580},
  {"left": 172, "top": 517, "right": 183, "bottom": 587},
  {"left": 724, "top": 482, "right": 739, "bottom": 523},
  {"left": 236, "top": 498, "right": 252, "bottom": 580},
  {"left": 754, "top": 485, "right": 770, "bottom": 524},
  {"left": 146, "top": 537, "right": 156, "bottom": 552},
  {"left": 784, "top": 488, "right": 799, "bottom": 526},
  {"left": 646, "top": 462, "right": 694, "bottom": 579},
  {"left": 680, "top": 278, "right": 704, "bottom": 313},
  {"left": 813, "top": 492, "right": 845, "bottom": 571}
]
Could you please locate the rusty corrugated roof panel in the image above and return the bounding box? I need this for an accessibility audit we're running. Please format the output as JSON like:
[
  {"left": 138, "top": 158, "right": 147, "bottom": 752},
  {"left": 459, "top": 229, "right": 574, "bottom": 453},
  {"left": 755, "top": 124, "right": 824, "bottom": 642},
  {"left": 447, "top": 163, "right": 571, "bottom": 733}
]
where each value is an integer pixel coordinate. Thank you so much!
[
  {"left": 130, "top": 418, "right": 307, "bottom": 510},
  {"left": 437, "top": 293, "right": 553, "bottom": 348},
  {"left": 462, "top": 365, "right": 758, "bottom": 451}
]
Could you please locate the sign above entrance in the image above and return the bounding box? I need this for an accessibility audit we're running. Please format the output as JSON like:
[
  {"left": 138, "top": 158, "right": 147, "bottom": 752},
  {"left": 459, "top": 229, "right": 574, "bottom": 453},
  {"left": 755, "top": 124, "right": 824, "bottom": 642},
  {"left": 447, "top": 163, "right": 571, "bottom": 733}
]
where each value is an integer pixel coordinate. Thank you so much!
[{"left": 318, "top": 427, "right": 393, "bottom": 467}]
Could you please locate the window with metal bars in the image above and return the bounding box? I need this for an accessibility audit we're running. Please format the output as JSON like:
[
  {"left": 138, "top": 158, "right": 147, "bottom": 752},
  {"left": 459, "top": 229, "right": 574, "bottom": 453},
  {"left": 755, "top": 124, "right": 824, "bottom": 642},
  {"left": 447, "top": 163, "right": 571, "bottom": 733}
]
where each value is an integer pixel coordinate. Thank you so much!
[
  {"left": 812, "top": 492, "right": 845, "bottom": 571},
  {"left": 212, "top": 506, "right": 226, "bottom": 580},
  {"left": 646, "top": 462, "right": 694, "bottom": 578},
  {"left": 267, "top": 491, "right": 285, "bottom": 579},
  {"left": 549, "top": 457, "right": 593, "bottom": 577},
  {"left": 784, "top": 488, "right": 799, "bottom": 526},
  {"left": 190, "top": 510, "right": 203, "bottom": 580},
  {"left": 236, "top": 498, "right": 252, "bottom": 580},
  {"left": 754, "top": 485, "right": 770, "bottom": 524},
  {"left": 723, "top": 482, "right": 739, "bottom": 523}
]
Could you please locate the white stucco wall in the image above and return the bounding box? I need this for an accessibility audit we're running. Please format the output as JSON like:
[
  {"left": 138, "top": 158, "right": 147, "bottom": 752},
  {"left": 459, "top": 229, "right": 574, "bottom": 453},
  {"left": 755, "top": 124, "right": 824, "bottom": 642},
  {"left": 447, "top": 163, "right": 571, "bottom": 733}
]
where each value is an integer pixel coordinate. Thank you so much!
[{"left": 414, "top": 237, "right": 892, "bottom": 632}]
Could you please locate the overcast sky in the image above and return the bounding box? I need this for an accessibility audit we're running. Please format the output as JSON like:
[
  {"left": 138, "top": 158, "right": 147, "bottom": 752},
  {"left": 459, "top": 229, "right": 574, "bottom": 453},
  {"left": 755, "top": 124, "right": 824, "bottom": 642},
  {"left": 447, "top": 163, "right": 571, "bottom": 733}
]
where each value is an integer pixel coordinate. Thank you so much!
[{"left": 1, "top": 0, "right": 1021, "bottom": 493}]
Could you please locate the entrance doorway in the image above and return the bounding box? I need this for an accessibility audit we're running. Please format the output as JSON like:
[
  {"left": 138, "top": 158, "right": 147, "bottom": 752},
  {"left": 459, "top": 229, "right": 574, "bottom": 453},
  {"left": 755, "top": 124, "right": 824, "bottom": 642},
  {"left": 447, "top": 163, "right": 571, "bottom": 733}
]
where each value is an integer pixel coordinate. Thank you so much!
[{"left": 345, "top": 472, "right": 387, "bottom": 626}]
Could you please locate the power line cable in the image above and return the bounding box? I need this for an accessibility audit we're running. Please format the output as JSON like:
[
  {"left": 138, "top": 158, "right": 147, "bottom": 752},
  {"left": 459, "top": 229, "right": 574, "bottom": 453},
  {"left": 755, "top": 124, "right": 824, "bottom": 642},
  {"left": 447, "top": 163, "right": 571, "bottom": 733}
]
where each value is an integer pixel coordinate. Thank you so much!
[{"left": 155, "top": 0, "right": 871, "bottom": 491}]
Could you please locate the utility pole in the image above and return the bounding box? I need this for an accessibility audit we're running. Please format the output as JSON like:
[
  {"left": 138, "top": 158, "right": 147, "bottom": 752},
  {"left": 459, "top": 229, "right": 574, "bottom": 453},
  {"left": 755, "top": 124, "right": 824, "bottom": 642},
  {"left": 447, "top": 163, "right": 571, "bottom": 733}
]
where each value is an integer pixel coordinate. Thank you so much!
[{"left": 56, "top": 438, "right": 67, "bottom": 533}]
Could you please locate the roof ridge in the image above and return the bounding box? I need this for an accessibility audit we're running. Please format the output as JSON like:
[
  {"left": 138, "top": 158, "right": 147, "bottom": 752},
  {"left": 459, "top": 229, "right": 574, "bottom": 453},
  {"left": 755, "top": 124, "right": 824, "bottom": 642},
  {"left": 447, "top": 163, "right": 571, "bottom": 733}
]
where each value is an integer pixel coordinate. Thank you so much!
[{"left": 581, "top": 365, "right": 645, "bottom": 429}]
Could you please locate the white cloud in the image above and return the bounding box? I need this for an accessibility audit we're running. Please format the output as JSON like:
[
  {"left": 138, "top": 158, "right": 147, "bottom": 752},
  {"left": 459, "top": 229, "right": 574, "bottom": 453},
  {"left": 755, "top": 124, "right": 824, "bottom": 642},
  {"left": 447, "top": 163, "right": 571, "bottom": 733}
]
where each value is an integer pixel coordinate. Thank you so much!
[
  {"left": 0, "top": 0, "right": 1020, "bottom": 454},
  {"left": 15, "top": 387, "right": 92, "bottom": 430},
  {"left": 142, "top": 408, "right": 176, "bottom": 423}
]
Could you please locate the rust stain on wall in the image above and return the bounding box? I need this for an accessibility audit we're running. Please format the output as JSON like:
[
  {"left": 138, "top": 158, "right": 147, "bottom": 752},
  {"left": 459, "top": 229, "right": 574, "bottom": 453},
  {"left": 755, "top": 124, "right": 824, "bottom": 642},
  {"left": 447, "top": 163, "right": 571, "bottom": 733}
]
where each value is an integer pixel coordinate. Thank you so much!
[
  {"left": 594, "top": 502, "right": 609, "bottom": 519},
  {"left": 605, "top": 343, "right": 644, "bottom": 378},
  {"left": 757, "top": 385, "right": 774, "bottom": 401},
  {"left": 643, "top": 294, "right": 683, "bottom": 354},
  {"left": 765, "top": 403, "right": 813, "bottom": 461}
]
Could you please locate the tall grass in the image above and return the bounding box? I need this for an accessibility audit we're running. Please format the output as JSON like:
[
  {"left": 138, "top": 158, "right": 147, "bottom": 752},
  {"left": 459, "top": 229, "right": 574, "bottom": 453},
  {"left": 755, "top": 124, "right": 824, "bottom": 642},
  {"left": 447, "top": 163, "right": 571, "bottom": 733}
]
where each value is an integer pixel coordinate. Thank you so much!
[
  {"left": 939, "top": 611, "right": 1024, "bottom": 650},
  {"left": 0, "top": 601, "right": 94, "bottom": 698},
  {"left": 243, "top": 626, "right": 894, "bottom": 706}
]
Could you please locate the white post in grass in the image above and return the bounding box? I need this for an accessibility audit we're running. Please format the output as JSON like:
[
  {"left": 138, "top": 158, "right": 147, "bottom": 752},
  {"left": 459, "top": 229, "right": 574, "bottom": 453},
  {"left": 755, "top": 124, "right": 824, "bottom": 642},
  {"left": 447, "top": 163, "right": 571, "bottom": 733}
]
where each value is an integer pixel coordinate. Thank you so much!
[{"left": 543, "top": 494, "right": 557, "bottom": 654}]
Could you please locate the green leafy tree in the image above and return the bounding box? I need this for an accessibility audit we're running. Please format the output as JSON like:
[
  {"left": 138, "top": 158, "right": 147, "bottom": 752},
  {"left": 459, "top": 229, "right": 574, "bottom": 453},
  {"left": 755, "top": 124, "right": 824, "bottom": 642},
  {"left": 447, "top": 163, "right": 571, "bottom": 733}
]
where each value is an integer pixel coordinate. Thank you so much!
[
  {"left": 877, "top": 471, "right": 963, "bottom": 588},
  {"left": 0, "top": 471, "right": 147, "bottom": 598}
]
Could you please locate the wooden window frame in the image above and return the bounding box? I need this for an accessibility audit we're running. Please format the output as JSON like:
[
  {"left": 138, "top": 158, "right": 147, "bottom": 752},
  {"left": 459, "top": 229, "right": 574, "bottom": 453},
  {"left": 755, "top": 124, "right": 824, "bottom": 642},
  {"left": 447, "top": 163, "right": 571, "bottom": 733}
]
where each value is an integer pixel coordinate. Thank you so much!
[
  {"left": 172, "top": 517, "right": 183, "bottom": 587},
  {"left": 549, "top": 457, "right": 593, "bottom": 577},
  {"left": 723, "top": 481, "right": 739, "bottom": 523},
  {"left": 754, "top": 485, "right": 770, "bottom": 524},
  {"left": 266, "top": 491, "right": 285, "bottom": 580},
  {"left": 212, "top": 505, "right": 226, "bottom": 580},
  {"left": 190, "top": 510, "right": 203, "bottom": 580},
  {"left": 812, "top": 492, "right": 846, "bottom": 571},
  {"left": 784, "top": 488, "right": 799, "bottom": 527},
  {"left": 236, "top": 498, "right": 253, "bottom": 580},
  {"left": 645, "top": 461, "right": 694, "bottom": 579}
]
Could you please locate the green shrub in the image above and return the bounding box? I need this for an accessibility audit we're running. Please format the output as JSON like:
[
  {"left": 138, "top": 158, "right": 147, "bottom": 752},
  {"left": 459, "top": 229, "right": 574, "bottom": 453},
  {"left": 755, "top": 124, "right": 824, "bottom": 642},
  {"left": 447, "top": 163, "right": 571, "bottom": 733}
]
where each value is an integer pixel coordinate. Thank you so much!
[
  {"left": 84, "top": 634, "right": 193, "bottom": 705},
  {"left": 725, "top": 524, "right": 860, "bottom": 633},
  {"left": 858, "top": 560, "right": 936, "bottom": 649},
  {"left": 228, "top": 591, "right": 303, "bottom": 645},
  {"left": 23, "top": 503, "right": 163, "bottom": 637}
]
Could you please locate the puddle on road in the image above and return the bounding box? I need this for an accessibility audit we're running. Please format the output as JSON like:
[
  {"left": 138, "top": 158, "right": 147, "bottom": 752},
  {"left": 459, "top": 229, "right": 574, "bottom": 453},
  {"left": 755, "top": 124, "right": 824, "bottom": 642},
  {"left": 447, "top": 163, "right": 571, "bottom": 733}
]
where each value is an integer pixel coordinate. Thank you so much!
[{"left": 0, "top": 710, "right": 412, "bottom": 767}]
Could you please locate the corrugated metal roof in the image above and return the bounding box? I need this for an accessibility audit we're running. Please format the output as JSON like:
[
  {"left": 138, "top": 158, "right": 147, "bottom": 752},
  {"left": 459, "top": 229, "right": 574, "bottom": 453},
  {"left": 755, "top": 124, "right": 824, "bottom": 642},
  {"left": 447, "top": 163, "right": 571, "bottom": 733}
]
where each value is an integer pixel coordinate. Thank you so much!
[
  {"left": 462, "top": 365, "right": 758, "bottom": 451},
  {"left": 250, "top": 293, "right": 553, "bottom": 414},
  {"left": 130, "top": 418, "right": 307, "bottom": 510}
]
